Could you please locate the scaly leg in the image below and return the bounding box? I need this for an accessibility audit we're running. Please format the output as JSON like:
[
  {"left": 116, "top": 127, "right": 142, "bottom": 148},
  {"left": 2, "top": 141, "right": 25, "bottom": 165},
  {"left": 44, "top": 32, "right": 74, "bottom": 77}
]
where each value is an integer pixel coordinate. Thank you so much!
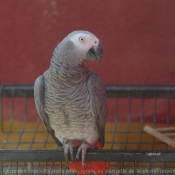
[
  {"left": 63, "top": 139, "right": 74, "bottom": 166},
  {"left": 76, "top": 141, "right": 91, "bottom": 169}
]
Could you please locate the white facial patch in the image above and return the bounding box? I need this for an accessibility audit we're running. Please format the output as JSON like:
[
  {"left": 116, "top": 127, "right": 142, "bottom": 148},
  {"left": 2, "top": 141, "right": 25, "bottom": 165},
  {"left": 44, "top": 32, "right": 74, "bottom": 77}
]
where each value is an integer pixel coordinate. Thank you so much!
[{"left": 69, "top": 33, "right": 99, "bottom": 51}]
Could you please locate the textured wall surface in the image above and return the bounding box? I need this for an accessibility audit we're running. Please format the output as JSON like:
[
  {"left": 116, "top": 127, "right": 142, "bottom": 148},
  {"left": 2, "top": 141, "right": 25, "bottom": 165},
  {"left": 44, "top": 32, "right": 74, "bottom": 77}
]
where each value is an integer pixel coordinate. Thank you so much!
[
  {"left": 1, "top": 0, "right": 175, "bottom": 84},
  {"left": 0, "top": 0, "right": 175, "bottom": 121}
]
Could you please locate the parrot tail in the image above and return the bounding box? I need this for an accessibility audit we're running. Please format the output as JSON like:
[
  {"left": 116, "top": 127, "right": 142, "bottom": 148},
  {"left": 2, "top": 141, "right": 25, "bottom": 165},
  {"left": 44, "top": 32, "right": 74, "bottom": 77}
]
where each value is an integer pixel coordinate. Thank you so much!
[{"left": 69, "top": 140, "right": 109, "bottom": 175}]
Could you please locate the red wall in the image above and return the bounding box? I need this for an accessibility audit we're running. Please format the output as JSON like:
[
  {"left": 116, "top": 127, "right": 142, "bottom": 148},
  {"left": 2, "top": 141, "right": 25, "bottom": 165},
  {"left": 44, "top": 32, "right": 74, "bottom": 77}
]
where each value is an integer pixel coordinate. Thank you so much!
[
  {"left": 1, "top": 0, "right": 175, "bottom": 84},
  {"left": 1, "top": 1, "right": 175, "bottom": 122}
]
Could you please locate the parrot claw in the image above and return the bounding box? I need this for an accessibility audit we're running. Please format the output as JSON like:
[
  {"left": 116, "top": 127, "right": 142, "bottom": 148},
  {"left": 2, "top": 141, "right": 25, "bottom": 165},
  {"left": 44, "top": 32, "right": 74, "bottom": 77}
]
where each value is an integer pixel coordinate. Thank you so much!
[
  {"left": 76, "top": 142, "right": 90, "bottom": 169},
  {"left": 63, "top": 139, "right": 74, "bottom": 165}
]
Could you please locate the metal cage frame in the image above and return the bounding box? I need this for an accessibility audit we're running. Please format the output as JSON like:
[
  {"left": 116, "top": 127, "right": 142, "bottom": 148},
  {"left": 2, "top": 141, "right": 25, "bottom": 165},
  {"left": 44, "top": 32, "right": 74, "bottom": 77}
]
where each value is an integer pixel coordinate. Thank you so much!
[{"left": 0, "top": 85, "right": 175, "bottom": 175}]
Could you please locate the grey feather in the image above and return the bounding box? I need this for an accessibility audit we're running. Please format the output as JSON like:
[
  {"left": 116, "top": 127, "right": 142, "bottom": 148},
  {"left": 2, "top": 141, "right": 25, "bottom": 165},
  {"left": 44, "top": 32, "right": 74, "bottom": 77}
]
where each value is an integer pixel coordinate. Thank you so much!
[
  {"left": 34, "top": 30, "right": 107, "bottom": 150},
  {"left": 34, "top": 75, "right": 62, "bottom": 147},
  {"left": 87, "top": 71, "right": 107, "bottom": 147}
]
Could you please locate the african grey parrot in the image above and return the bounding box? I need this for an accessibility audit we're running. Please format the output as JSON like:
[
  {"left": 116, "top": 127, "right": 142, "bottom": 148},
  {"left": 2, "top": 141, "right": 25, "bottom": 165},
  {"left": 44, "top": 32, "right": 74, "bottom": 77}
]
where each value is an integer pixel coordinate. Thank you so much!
[{"left": 34, "top": 31, "right": 107, "bottom": 168}]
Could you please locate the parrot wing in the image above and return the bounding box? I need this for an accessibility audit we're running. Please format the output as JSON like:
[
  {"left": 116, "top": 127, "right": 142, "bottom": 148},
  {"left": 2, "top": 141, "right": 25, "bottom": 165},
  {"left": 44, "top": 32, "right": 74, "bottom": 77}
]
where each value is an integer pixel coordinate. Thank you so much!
[
  {"left": 87, "top": 72, "right": 107, "bottom": 148},
  {"left": 34, "top": 75, "right": 62, "bottom": 147}
]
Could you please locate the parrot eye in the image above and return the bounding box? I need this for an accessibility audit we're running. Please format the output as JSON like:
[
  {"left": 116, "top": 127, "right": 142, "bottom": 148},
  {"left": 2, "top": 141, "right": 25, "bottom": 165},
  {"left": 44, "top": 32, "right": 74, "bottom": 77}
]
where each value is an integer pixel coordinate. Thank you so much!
[{"left": 79, "top": 37, "right": 85, "bottom": 43}]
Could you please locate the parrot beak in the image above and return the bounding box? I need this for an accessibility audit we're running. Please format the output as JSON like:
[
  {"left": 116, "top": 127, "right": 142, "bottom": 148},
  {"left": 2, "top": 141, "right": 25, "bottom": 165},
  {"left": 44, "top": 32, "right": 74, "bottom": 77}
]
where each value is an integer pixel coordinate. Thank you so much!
[{"left": 85, "top": 43, "right": 103, "bottom": 62}]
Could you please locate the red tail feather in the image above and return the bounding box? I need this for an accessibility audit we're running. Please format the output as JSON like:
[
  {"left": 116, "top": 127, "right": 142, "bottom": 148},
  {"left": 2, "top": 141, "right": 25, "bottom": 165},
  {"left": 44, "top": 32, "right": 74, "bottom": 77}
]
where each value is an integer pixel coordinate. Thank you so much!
[
  {"left": 69, "top": 140, "right": 109, "bottom": 175},
  {"left": 69, "top": 161, "right": 109, "bottom": 175}
]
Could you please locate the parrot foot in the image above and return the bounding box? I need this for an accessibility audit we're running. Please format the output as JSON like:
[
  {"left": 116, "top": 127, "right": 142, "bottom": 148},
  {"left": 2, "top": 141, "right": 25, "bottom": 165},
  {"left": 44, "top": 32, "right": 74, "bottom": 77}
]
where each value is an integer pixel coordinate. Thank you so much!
[
  {"left": 63, "top": 139, "right": 74, "bottom": 166},
  {"left": 76, "top": 141, "right": 91, "bottom": 169}
]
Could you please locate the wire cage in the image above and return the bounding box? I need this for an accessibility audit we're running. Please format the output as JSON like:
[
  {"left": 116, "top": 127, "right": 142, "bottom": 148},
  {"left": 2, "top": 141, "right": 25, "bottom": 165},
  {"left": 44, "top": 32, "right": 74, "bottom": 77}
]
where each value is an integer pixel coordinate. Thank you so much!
[{"left": 0, "top": 84, "right": 175, "bottom": 175}]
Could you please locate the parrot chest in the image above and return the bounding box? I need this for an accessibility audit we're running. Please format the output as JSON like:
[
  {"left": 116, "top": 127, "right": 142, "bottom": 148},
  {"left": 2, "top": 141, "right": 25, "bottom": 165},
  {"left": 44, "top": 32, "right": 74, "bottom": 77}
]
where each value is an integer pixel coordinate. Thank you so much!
[{"left": 44, "top": 75, "right": 98, "bottom": 145}]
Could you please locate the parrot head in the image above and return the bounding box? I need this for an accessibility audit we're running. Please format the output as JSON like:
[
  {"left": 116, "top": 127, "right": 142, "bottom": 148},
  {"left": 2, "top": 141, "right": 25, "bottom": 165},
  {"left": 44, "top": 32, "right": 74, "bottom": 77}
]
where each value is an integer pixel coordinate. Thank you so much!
[
  {"left": 69, "top": 31, "right": 103, "bottom": 62},
  {"left": 52, "top": 31, "right": 103, "bottom": 67}
]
